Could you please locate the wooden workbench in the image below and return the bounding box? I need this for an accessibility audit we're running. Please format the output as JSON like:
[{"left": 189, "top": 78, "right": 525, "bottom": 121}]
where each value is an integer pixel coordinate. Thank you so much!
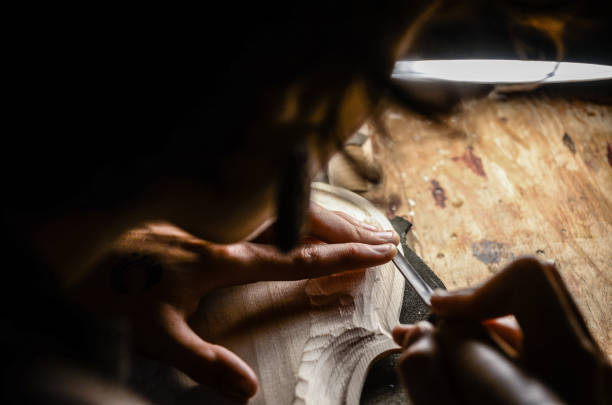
[{"left": 360, "top": 94, "right": 612, "bottom": 357}]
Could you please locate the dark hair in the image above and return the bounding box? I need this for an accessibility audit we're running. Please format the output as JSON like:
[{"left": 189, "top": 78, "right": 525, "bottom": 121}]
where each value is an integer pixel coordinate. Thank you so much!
[
  {"left": 3, "top": 3, "right": 611, "bottom": 402},
  {"left": 4, "top": 2, "right": 429, "bottom": 249},
  {"left": 5, "top": 1, "right": 610, "bottom": 239}
]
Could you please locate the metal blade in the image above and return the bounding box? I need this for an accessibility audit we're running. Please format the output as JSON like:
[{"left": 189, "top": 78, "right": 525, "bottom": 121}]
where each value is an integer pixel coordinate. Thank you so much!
[
  {"left": 392, "top": 251, "right": 436, "bottom": 307},
  {"left": 392, "top": 59, "right": 612, "bottom": 84}
]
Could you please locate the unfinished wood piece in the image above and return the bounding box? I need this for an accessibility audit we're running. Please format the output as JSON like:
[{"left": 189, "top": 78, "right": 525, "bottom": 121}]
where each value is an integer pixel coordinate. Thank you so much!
[{"left": 142, "top": 182, "right": 405, "bottom": 405}]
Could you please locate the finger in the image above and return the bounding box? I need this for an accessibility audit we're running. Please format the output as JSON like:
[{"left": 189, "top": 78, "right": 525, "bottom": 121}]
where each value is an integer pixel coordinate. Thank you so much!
[
  {"left": 396, "top": 329, "right": 456, "bottom": 404},
  {"left": 482, "top": 315, "right": 523, "bottom": 354},
  {"left": 430, "top": 257, "right": 605, "bottom": 403},
  {"left": 216, "top": 241, "right": 397, "bottom": 286},
  {"left": 249, "top": 203, "right": 400, "bottom": 245},
  {"left": 393, "top": 321, "right": 434, "bottom": 348},
  {"left": 435, "top": 322, "right": 564, "bottom": 404},
  {"left": 308, "top": 202, "right": 400, "bottom": 245},
  {"left": 392, "top": 324, "right": 417, "bottom": 346},
  {"left": 430, "top": 258, "right": 598, "bottom": 354},
  {"left": 138, "top": 304, "right": 258, "bottom": 401}
]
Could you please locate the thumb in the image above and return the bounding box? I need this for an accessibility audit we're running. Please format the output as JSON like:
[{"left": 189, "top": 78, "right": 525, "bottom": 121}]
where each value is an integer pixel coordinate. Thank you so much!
[{"left": 143, "top": 304, "right": 258, "bottom": 401}]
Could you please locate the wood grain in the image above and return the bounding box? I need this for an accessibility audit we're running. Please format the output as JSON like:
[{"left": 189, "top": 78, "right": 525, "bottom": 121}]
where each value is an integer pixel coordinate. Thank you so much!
[{"left": 361, "top": 95, "right": 612, "bottom": 358}]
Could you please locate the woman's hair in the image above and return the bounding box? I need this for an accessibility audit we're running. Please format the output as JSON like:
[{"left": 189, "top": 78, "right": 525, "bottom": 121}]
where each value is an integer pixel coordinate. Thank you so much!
[
  {"left": 2, "top": 4, "right": 610, "bottom": 400},
  {"left": 5, "top": 2, "right": 426, "bottom": 244},
  {"left": 5, "top": 1, "right": 610, "bottom": 246}
]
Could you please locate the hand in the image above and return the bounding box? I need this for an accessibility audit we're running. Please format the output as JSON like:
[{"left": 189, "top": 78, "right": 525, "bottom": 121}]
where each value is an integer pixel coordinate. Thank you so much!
[
  {"left": 392, "top": 258, "right": 612, "bottom": 405},
  {"left": 71, "top": 202, "right": 398, "bottom": 401}
]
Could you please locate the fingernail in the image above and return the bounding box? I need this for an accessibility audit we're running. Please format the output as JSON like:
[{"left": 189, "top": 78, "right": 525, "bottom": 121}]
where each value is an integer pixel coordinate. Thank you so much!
[
  {"left": 360, "top": 221, "right": 380, "bottom": 231},
  {"left": 370, "top": 243, "right": 396, "bottom": 255},
  {"left": 375, "top": 231, "right": 395, "bottom": 242}
]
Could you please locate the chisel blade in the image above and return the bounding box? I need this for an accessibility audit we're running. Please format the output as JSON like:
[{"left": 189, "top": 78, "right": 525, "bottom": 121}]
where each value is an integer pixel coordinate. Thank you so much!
[{"left": 392, "top": 250, "right": 436, "bottom": 307}]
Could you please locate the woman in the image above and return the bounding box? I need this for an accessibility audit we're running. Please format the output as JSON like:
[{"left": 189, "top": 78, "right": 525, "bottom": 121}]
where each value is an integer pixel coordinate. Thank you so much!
[{"left": 2, "top": 2, "right": 610, "bottom": 403}]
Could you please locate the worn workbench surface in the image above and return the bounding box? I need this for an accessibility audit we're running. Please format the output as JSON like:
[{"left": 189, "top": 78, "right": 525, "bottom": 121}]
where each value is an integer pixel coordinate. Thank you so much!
[{"left": 362, "top": 95, "right": 612, "bottom": 357}]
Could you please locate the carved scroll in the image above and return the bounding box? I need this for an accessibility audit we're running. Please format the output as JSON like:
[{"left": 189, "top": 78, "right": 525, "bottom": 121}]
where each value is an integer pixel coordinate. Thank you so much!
[{"left": 136, "top": 183, "right": 404, "bottom": 404}]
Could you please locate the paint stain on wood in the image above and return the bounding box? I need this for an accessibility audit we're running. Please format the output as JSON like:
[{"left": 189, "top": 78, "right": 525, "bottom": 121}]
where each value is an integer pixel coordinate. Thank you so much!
[
  {"left": 562, "top": 133, "right": 576, "bottom": 154},
  {"left": 430, "top": 180, "right": 446, "bottom": 208},
  {"left": 452, "top": 146, "right": 486, "bottom": 177},
  {"left": 607, "top": 143, "right": 612, "bottom": 167},
  {"left": 472, "top": 240, "right": 515, "bottom": 264}
]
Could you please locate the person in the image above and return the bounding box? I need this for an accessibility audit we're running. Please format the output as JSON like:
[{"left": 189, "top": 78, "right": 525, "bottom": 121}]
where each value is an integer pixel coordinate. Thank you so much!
[{"left": 2, "top": 2, "right": 610, "bottom": 404}]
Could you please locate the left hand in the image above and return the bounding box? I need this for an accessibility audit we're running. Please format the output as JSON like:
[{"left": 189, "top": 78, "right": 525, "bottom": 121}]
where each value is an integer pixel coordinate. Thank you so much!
[{"left": 71, "top": 202, "right": 399, "bottom": 401}]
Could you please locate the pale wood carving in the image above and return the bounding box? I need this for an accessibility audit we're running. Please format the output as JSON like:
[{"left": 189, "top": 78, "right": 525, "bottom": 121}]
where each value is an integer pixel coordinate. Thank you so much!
[{"left": 154, "top": 182, "right": 404, "bottom": 405}]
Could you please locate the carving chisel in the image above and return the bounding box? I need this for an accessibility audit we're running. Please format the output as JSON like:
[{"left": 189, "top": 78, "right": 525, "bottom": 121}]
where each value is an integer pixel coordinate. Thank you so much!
[
  {"left": 392, "top": 246, "right": 519, "bottom": 357},
  {"left": 392, "top": 249, "right": 437, "bottom": 307}
]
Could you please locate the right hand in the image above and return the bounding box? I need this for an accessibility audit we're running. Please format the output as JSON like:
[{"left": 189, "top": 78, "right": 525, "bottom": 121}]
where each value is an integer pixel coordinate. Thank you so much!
[{"left": 393, "top": 258, "right": 612, "bottom": 404}]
